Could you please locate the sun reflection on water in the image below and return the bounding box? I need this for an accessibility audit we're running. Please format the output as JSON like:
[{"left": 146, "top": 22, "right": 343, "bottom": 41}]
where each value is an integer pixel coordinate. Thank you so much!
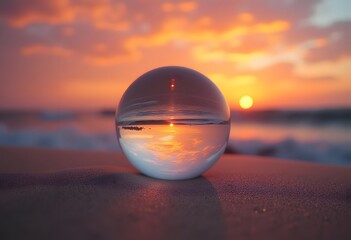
[{"left": 118, "top": 123, "right": 229, "bottom": 180}]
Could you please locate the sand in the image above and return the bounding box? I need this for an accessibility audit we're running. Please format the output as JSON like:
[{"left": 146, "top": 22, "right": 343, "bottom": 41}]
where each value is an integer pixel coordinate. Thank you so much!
[{"left": 0, "top": 147, "right": 350, "bottom": 240}]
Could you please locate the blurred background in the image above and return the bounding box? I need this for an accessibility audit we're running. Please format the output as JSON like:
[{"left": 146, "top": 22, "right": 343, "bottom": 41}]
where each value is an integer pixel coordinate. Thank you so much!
[{"left": 0, "top": 0, "right": 350, "bottom": 165}]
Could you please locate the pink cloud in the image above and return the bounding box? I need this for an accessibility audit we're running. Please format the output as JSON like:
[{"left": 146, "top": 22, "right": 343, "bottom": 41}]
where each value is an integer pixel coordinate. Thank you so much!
[
  {"left": 162, "top": 1, "right": 198, "bottom": 13},
  {"left": 21, "top": 45, "right": 73, "bottom": 57},
  {"left": 0, "top": 0, "right": 130, "bottom": 31},
  {"left": 0, "top": 0, "right": 75, "bottom": 27},
  {"left": 83, "top": 50, "right": 139, "bottom": 66},
  {"left": 2, "top": 0, "right": 347, "bottom": 68}
]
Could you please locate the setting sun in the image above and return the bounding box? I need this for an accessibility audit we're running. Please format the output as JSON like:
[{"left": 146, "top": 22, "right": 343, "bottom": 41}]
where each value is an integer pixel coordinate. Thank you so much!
[{"left": 240, "top": 96, "right": 253, "bottom": 109}]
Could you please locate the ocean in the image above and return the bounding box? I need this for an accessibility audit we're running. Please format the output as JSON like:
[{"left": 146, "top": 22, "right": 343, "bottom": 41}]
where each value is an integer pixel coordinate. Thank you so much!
[{"left": 0, "top": 109, "right": 350, "bottom": 166}]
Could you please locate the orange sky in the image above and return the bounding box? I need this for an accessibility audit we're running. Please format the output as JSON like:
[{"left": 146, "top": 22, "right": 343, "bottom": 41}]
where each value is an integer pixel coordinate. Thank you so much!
[{"left": 0, "top": 0, "right": 350, "bottom": 110}]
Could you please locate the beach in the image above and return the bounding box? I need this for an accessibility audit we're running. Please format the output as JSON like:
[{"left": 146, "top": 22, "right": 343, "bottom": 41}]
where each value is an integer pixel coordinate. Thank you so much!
[{"left": 1, "top": 147, "right": 350, "bottom": 240}]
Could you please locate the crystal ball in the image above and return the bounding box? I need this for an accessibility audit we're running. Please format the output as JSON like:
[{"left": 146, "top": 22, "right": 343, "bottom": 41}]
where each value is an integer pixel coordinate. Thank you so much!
[{"left": 116, "top": 66, "right": 230, "bottom": 180}]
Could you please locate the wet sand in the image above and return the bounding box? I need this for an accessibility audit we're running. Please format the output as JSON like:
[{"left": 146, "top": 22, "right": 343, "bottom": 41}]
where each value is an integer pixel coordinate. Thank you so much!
[{"left": 0, "top": 147, "right": 350, "bottom": 240}]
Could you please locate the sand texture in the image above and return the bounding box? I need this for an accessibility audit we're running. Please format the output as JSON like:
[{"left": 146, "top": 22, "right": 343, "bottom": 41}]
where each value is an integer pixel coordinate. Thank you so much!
[{"left": 0, "top": 147, "right": 350, "bottom": 240}]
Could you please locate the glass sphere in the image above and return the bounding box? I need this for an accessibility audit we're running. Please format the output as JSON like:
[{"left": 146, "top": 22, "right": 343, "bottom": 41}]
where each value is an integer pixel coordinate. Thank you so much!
[{"left": 116, "top": 66, "right": 230, "bottom": 180}]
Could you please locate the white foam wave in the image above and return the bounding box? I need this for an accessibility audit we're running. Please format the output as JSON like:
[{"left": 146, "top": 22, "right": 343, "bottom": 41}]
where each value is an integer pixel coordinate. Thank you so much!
[
  {"left": 0, "top": 124, "right": 350, "bottom": 166},
  {"left": 227, "top": 139, "right": 351, "bottom": 166},
  {"left": 0, "top": 125, "right": 119, "bottom": 151}
]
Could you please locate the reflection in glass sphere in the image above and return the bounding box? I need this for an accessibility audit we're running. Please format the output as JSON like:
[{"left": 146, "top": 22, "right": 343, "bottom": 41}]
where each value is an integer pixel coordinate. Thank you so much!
[{"left": 116, "top": 66, "right": 230, "bottom": 180}]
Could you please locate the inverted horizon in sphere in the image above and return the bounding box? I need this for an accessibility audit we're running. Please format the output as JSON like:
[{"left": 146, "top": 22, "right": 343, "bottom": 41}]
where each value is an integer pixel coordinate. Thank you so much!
[{"left": 116, "top": 66, "right": 230, "bottom": 180}]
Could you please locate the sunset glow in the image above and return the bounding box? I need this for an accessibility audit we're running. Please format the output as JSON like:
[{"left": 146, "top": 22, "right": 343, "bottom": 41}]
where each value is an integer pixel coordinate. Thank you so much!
[
  {"left": 0, "top": 0, "right": 350, "bottom": 110},
  {"left": 240, "top": 96, "right": 254, "bottom": 110},
  {"left": 170, "top": 78, "right": 176, "bottom": 91},
  {"left": 118, "top": 123, "right": 229, "bottom": 179}
]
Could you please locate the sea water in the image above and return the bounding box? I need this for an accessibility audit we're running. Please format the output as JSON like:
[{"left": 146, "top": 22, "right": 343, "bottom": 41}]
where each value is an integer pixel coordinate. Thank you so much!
[{"left": 0, "top": 110, "right": 350, "bottom": 166}]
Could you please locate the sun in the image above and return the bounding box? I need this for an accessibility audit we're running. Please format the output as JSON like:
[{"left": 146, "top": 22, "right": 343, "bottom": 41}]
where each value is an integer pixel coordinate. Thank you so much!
[{"left": 239, "top": 96, "right": 253, "bottom": 110}]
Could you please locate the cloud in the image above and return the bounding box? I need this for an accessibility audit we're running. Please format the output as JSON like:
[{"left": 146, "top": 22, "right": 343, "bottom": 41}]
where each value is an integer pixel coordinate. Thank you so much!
[
  {"left": 162, "top": 1, "right": 198, "bottom": 13},
  {"left": 295, "top": 58, "right": 351, "bottom": 80},
  {"left": 0, "top": 0, "right": 75, "bottom": 27},
  {"left": 308, "top": 0, "right": 351, "bottom": 27},
  {"left": 87, "top": 1, "right": 130, "bottom": 32},
  {"left": 1, "top": 2, "right": 350, "bottom": 70},
  {"left": 83, "top": 50, "right": 140, "bottom": 66},
  {"left": 0, "top": 0, "right": 130, "bottom": 31},
  {"left": 253, "top": 62, "right": 337, "bottom": 82},
  {"left": 21, "top": 45, "right": 73, "bottom": 57},
  {"left": 61, "top": 27, "right": 75, "bottom": 36},
  {"left": 5, "top": 0, "right": 341, "bottom": 68},
  {"left": 2, "top": 0, "right": 348, "bottom": 69},
  {"left": 121, "top": 15, "right": 290, "bottom": 69},
  {"left": 303, "top": 22, "right": 351, "bottom": 62}
]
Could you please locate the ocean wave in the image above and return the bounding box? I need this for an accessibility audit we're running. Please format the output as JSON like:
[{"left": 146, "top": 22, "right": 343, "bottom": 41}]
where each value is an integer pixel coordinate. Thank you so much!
[
  {"left": 0, "top": 124, "right": 350, "bottom": 166},
  {"left": 226, "top": 139, "right": 351, "bottom": 166},
  {"left": 231, "top": 108, "right": 351, "bottom": 125},
  {"left": 0, "top": 125, "right": 119, "bottom": 151}
]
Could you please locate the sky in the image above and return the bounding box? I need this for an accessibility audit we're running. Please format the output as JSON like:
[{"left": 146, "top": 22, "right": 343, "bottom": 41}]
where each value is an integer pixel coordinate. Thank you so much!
[{"left": 0, "top": 0, "right": 350, "bottom": 110}]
